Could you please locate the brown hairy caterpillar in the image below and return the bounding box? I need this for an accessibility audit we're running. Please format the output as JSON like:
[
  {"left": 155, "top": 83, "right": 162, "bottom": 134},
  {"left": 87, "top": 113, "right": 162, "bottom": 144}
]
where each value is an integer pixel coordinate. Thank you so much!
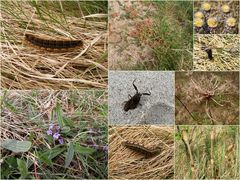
[
  {"left": 122, "top": 141, "right": 161, "bottom": 156},
  {"left": 25, "top": 33, "right": 83, "bottom": 50}
]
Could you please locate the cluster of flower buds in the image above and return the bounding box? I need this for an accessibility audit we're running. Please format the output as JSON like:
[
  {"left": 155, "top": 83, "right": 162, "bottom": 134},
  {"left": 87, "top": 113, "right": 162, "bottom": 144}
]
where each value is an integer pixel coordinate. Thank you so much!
[
  {"left": 194, "top": 2, "right": 237, "bottom": 34},
  {"left": 47, "top": 124, "right": 64, "bottom": 144}
]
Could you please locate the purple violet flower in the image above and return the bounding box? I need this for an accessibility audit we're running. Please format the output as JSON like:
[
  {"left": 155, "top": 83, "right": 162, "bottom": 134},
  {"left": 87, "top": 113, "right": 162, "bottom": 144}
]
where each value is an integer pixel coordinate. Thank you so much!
[
  {"left": 55, "top": 126, "right": 60, "bottom": 131},
  {"left": 47, "top": 129, "right": 53, "bottom": 135},
  {"left": 53, "top": 133, "right": 60, "bottom": 139},
  {"left": 59, "top": 137, "right": 64, "bottom": 144},
  {"left": 102, "top": 145, "right": 108, "bottom": 152},
  {"left": 46, "top": 124, "right": 64, "bottom": 144},
  {"left": 49, "top": 124, "right": 54, "bottom": 129}
]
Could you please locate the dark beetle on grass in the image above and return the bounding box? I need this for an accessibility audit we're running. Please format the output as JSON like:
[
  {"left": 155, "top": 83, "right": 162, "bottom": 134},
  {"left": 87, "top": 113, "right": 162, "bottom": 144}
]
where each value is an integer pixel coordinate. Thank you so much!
[
  {"left": 205, "top": 48, "right": 213, "bottom": 60},
  {"left": 201, "top": 44, "right": 213, "bottom": 60},
  {"left": 123, "top": 79, "right": 151, "bottom": 112}
]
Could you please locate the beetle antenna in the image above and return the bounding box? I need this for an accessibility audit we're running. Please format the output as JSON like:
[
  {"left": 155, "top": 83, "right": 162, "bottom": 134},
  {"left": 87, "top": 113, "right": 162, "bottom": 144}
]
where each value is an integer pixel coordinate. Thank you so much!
[{"left": 132, "top": 79, "right": 138, "bottom": 93}]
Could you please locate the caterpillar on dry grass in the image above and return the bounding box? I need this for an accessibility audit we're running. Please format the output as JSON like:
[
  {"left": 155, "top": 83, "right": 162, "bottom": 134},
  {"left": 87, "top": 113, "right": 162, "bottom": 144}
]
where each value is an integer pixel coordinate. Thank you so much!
[
  {"left": 25, "top": 33, "right": 83, "bottom": 50},
  {"left": 122, "top": 141, "right": 161, "bottom": 156}
]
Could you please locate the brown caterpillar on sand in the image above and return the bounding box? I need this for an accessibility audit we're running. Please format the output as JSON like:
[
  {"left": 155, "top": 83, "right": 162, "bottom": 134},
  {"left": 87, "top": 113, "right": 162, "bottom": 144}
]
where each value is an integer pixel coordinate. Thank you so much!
[
  {"left": 122, "top": 141, "right": 161, "bottom": 156},
  {"left": 25, "top": 33, "right": 83, "bottom": 50}
]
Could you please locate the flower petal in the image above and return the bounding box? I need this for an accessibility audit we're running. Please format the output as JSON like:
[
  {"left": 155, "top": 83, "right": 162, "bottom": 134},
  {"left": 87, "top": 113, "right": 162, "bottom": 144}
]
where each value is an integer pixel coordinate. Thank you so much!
[
  {"left": 53, "top": 133, "right": 60, "bottom": 139},
  {"left": 49, "top": 124, "right": 54, "bottom": 130},
  {"left": 102, "top": 145, "right": 108, "bottom": 152},
  {"left": 47, "top": 130, "right": 53, "bottom": 135},
  {"left": 59, "top": 138, "right": 64, "bottom": 144}
]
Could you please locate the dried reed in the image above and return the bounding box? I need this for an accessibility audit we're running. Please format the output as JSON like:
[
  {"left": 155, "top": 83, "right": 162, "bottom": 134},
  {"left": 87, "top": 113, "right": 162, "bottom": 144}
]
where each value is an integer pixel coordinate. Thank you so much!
[
  {"left": 1, "top": 1, "right": 108, "bottom": 89},
  {"left": 108, "top": 126, "right": 174, "bottom": 179}
]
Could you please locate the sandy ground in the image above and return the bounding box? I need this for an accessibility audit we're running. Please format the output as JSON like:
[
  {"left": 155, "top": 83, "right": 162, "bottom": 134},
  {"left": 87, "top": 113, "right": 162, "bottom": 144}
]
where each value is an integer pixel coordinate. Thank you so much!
[
  {"left": 108, "top": 71, "right": 175, "bottom": 125},
  {"left": 108, "top": 0, "right": 156, "bottom": 70}
]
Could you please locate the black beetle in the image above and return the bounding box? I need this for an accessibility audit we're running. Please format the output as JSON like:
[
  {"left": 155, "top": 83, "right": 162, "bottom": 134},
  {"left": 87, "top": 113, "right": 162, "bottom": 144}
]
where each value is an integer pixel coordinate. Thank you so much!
[
  {"left": 201, "top": 45, "right": 213, "bottom": 60},
  {"left": 123, "top": 79, "right": 151, "bottom": 112},
  {"left": 205, "top": 48, "right": 213, "bottom": 60}
]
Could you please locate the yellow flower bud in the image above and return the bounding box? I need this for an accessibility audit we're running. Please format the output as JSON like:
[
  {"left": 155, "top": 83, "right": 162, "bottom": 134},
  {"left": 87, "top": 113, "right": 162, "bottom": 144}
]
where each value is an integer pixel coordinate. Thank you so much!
[
  {"left": 195, "top": 11, "right": 204, "bottom": 19},
  {"left": 194, "top": 18, "right": 204, "bottom": 27},
  {"left": 201, "top": 2, "right": 211, "bottom": 11},
  {"left": 221, "top": 4, "right": 230, "bottom": 13},
  {"left": 207, "top": 17, "right": 218, "bottom": 28},
  {"left": 226, "top": 17, "right": 236, "bottom": 27}
]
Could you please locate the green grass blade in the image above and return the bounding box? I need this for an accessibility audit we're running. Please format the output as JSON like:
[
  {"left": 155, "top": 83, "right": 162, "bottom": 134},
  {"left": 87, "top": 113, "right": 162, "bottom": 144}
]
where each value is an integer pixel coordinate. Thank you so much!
[{"left": 64, "top": 142, "right": 74, "bottom": 168}]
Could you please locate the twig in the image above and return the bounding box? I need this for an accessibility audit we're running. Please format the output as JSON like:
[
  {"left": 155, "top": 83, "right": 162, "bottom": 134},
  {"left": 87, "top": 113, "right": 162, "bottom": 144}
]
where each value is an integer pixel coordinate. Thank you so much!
[
  {"left": 34, "top": 160, "right": 40, "bottom": 180},
  {"left": 175, "top": 95, "right": 197, "bottom": 122}
]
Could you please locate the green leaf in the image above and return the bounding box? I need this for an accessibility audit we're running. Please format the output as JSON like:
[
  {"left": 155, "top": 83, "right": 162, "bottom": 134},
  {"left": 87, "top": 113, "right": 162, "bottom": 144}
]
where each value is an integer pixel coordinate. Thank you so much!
[
  {"left": 55, "top": 102, "right": 65, "bottom": 127},
  {"left": 1, "top": 156, "right": 18, "bottom": 178},
  {"left": 3, "top": 99, "right": 17, "bottom": 113},
  {"left": 64, "top": 142, "right": 74, "bottom": 168},
  {"left": 37, "top": 146, "right": 66, "bottom": 167},
  {"left": 5, "top": 157, "right": 18, "bottom": 169},
  {"left": 61, "top": 126, "right": 71, "bottom": 133},
  {"left": 63, "top": 117, "right": 75, "bottom": 128},
  {"left": 1, "top": 139, "right": 31, "bottom": 153},
  {"left": 17, "top": 159, "right": 28, "bottom": 179},
  {"left": 37, "top": 152, "right": 53, "bottom": 166},
  {"left": 73, "top": 143, "right": 96, "bottom": 155},
  {"left": 42, "top": 146, "right": 66, "bottom": 160}
]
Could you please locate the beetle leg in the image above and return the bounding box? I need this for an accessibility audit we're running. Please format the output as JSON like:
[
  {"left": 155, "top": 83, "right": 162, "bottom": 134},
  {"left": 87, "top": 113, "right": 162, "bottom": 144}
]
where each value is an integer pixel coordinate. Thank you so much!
[
  {"left": 122, "top": 100, "right": 127, "bottom": 105},
  {"left": 142, "top": 90, "right": 151, "bottom": 96},
  {"left": 128, "top": 94, "right": 132, "bottom": 99},
  {"left": 132, "top": 79, "right": 138, "bottom": 93}
]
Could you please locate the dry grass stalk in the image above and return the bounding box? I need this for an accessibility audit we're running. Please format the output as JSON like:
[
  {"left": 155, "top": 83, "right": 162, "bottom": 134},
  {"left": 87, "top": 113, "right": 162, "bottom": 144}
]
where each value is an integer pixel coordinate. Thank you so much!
[
  {"left": 210, "top": 129, "right": 215, "bottom": 178},
  {"left": 176, "top": 126, "right": 238, "bottom": 179},
  {"left": 1, "top": 90, "right": 107, "bottom": 178},
  {"left": 108, "top": 126, "right": 174, "bottom": 179},
  {"left": 176, "top": 72, "right": 239, "bottom": 125},
  {"left": 187, "top": 74, "right": 236, "bottom": 124},
  {"left": 182, "top": 130, "right": 197, "bottom": 179},
  {"left": 1, "top": 1, "right": 107, "bottom": 89},
  {"left": 194, "top": 35, "right": 239, "bottom": 70},
  {"left": 1, "top": 90, "right": 107, "bottom": 139}
]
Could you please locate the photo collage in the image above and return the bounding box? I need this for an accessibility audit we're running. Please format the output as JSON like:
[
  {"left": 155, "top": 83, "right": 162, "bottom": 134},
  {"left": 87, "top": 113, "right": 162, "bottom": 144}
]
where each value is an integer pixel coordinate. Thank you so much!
[{"left": 0, "top": 0, "right": 239, "bottom": 179}]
